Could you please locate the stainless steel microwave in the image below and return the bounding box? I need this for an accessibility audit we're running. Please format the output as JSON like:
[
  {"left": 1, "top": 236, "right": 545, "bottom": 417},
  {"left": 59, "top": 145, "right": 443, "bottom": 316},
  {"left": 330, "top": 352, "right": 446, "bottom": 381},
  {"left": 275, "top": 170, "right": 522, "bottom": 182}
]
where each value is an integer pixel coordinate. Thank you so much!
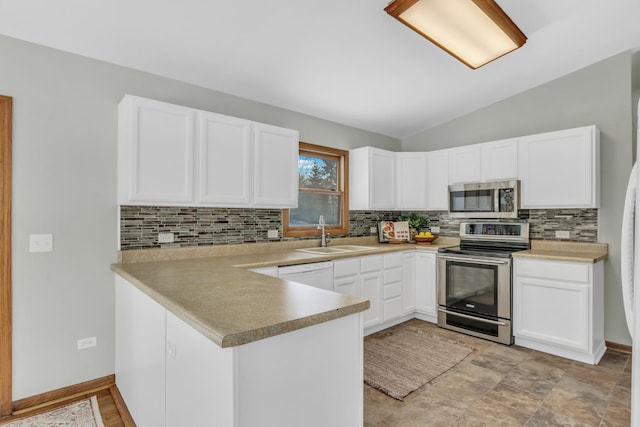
[{"left": 448, "top": 180, "right": 519, "bottom": 219}]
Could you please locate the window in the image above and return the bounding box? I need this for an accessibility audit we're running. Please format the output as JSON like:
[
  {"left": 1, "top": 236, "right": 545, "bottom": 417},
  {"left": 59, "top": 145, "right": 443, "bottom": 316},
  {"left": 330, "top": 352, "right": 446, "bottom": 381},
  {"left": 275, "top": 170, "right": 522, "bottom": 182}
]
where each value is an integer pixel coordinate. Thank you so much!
[{"left": 283, "top": 142, "right": 349, "bottom": 237}]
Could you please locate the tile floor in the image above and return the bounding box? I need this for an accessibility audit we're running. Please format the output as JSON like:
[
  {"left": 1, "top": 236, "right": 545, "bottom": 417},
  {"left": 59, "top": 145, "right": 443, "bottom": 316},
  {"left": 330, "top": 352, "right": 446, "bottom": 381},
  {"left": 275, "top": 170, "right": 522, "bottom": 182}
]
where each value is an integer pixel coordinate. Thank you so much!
[{"left": 364, "top": 319, "right": 631, "bottom": 426}]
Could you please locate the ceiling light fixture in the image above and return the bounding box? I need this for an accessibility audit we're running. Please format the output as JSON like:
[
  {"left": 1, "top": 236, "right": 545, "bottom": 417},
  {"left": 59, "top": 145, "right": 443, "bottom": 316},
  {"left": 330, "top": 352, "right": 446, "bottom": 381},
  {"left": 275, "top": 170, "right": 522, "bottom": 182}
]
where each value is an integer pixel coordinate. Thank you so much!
[{"left": 384, "top": 0, "right": 527, "bottom": 69}]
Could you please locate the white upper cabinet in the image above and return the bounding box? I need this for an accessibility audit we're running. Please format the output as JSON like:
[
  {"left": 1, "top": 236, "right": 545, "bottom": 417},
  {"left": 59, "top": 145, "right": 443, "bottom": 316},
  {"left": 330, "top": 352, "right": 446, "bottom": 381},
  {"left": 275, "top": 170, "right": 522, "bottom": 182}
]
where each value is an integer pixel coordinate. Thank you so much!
[
  {"left": 349, "top": 147, "right": 395, "bottom": 210},
  {"left": 518, "top": 125, "right": 600, "bottom": 208},
  {"left": 480, "top": 138, "right": 519, "bottom": 182},
  {"left": 425, "top": 149, "right": 449, "bottom": 210},
  {"left": 448, "top": 145, "right": 481, "bottom": 184},
  {"left": 252, "top": 123, "right": 299, "bottom": 208},
  {"left": 119, "top": 95, "right": 196, "bottom": 204},
  {"left": 198, "top": 111, "right": 252, "bottom": 205},
  {"left": 395, "top": 152, "right": 427, "bottom": 210},
  {"left": 118, "top": 95, "right": 299, "bottom": 208}
]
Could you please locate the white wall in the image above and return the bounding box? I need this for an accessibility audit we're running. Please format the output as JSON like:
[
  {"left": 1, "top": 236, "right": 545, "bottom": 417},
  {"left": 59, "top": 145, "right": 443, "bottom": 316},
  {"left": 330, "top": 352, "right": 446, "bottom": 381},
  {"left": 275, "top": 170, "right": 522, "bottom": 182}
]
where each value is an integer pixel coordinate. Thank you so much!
[
  {"left": 0, "top": 34, "right": 399, "bottom": 399},
  {"left": 404, "top": 51, "right": 635, "bottom": 346}
]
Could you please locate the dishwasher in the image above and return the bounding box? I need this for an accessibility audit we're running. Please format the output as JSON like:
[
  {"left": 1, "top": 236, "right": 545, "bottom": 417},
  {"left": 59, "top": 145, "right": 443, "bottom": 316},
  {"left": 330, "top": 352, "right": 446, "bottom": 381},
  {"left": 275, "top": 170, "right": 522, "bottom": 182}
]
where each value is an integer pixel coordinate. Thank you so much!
[{"left": 278, "top": 261, "right": 334, "bottom": 291}]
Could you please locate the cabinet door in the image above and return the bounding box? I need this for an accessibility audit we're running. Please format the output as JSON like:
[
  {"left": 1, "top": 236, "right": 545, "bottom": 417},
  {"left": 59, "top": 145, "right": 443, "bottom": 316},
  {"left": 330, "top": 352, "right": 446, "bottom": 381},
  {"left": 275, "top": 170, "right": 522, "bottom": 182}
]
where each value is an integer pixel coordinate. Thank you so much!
[
  {"left": 513, "top": 276, "right": 590, "bottom": 352},
  {"left": 415, "top": 252, "right": 437, "bottom": 321},
  {"left": 383, "top": 253, "right": 404, "bottom": 322},
  {"left": 425, "top": 149, "right": 449, "bottom": 210},
  {"left": 119, "top": 96, "right": 195, "bottom": 204},
  {"left": 253, "top": 123, "right": 299, "bottom": 207},
  {"left": 361, "top": 271, "right": 383, "bottom": 329},
  {"left": 334, "top": 258, "right": 360, "bottom": 297},
  {"left": 361, "top": 255, "right": 383, "bottom": 329},
  {"left": 198, "top": 111, "right": 252, "bottom": 206},
  {"left": 370, "top": 148, "right": 395, "bottom": 209},
  {"left": 448, "top": 145, "right": 481, "bottom": 184},
  {"left": 334, "top": 276, "right": 359, "bottom": 297},
  {"left": 480, "top": 138, "right": 518, "bottom": 182},
  {"left": 395, "top": 152, "right": 427, "bottom": 210},
  {"left": 115, "top": 276, "right": 166, "bottom": 427},
  {"left": 403, "top": 252, "right": 416, "bottom": 314},
  {"left": 166, "top": 311, "right": 234, "bottom": 427},
  {"left": 518, "top": 126, "right": 599, "bottom": 208}
]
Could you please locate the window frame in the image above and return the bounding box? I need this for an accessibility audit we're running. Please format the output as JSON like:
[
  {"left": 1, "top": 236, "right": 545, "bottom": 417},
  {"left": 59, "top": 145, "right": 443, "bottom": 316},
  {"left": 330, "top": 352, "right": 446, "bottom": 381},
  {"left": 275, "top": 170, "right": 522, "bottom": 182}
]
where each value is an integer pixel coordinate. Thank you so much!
[{"left": 283, "top": 142, "right": 349, "bottom": 238}]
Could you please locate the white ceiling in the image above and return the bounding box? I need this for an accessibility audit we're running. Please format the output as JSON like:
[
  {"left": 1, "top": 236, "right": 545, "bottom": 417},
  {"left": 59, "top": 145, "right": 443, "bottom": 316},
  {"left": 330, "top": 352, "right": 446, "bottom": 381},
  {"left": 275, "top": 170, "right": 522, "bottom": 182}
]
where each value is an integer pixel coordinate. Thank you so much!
[{"left": 1, "top": 0, "right": 640, "bottom": 138}]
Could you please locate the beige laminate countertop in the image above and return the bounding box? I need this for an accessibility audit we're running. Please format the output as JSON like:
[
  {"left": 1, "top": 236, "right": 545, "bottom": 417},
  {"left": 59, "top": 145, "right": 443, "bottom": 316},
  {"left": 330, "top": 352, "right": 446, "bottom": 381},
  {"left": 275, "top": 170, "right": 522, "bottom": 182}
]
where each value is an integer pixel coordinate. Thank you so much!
[
  {"left": 111, "top": 236, "right": 459, "bottom": 349},
  {"left": 511, "top": 240, "right": 608, "bottom": 263}
]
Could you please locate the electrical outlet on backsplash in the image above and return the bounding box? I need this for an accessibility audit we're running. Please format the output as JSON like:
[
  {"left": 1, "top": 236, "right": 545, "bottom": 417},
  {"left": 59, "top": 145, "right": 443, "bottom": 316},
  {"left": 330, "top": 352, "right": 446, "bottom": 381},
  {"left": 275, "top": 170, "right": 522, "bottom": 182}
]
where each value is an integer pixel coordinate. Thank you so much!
[{"left": 119, "top": 206, "right": 598, "bottom": 250}]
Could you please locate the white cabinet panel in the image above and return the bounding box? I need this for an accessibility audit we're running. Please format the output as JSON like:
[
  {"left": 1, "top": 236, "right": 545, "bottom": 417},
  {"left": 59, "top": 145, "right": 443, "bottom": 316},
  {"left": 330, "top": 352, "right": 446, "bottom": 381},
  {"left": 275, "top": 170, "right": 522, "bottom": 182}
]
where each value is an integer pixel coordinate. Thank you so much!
[
  {"left": 425, "top": 149, "right": 449, "bottom": 210},
  {"left": 415, "top": 252, "right": 437, "bottom": 322},
  {"left": 449, "top": 145, "right": 481, "bottom": 184},
  {"left": 383, "top": 253, "right": 404, "bottom": 322},
  {"left": 518, "top": 125, "right": 600, "bottom": 208},
  {"left": 349, "top": 147, "right": 394, "bottom": 210},
  {"left": 115, "top": 275, "right": 167, "bottom": 427},
  {"left": 395, "top": 152, "right": 427, "bottom": 210},
  {"left": 403, "top": 252, "right": 416, "bottom": 314},
  {"left": 198, "top": 111, "right": 252, "bottom": 205},
  {"left": 361, "top": 255, "right": 383, "bottom": 329},
  {"left": 118, "top": 95, "right": 299, "bottom": 208},
  {"left": 513, "top": 258, "right": 605, "bottom": 364},
  {"left": 480, "top": 138, "right": 518, "bottom": 181},
  {"left": 119, "top": 95, "right": 195, "bottom": 204},
  {"left": 166, "top": 311, "right": 235, "bottom": 427},
  {"left": 253, "top": 123, "right": 299, "bottom": 207}
]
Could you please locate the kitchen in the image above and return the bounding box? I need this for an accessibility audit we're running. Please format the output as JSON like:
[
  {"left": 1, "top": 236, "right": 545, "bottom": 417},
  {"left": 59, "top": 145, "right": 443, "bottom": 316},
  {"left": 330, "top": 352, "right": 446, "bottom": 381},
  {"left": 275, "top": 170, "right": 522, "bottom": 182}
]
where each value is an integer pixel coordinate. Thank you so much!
[{"left": 0, "top": 0, "right": 638, "bottom": 426}]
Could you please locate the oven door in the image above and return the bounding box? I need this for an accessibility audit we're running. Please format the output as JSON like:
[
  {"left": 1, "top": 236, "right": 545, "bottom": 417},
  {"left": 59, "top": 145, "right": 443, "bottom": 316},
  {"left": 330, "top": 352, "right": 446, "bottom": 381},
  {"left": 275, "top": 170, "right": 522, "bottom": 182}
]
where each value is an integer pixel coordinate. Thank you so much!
[{"left": 437, "top": 254, "right": 512, "bottom": 344}]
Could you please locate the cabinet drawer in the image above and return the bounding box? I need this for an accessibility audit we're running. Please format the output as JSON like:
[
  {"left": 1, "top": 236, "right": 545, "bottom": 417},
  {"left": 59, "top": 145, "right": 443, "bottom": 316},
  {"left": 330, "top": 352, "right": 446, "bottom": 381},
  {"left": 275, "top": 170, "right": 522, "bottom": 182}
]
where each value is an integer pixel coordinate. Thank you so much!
[
  {"left": 384, "top": 267, "right": 402, "bottom": 285},
  {"left": 515, "top": 258, "right": 591, "bottom": 284},
  {"left": 384, "top": 282, "right": 402, "bottom": 299},
  {"left": 333, "top": 259, "right": 360, "bottom": 278},
  {"left": 384, "top": 253, "right": 403, "bottom": 269},
  {"left": 361, "top": 255, "right": 383, "bottom": 274}
]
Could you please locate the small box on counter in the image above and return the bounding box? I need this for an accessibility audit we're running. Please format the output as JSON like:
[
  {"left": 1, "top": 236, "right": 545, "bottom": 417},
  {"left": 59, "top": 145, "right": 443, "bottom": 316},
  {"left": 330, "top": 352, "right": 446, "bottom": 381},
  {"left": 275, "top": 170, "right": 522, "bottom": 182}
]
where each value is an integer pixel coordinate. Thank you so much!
[{"left": 379, "top": 221, "right": 410, "bottom": 243}]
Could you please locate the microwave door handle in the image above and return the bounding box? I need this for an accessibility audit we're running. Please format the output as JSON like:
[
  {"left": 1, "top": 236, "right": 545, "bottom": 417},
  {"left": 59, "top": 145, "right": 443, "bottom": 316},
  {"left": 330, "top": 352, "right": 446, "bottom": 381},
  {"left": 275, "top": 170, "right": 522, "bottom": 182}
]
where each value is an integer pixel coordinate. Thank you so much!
[
  {"left": 438, "top": 255, "right": 510, "bottom": 265},
  {"left": 437, "top": 308, "right": 507, "bottom": 326}
]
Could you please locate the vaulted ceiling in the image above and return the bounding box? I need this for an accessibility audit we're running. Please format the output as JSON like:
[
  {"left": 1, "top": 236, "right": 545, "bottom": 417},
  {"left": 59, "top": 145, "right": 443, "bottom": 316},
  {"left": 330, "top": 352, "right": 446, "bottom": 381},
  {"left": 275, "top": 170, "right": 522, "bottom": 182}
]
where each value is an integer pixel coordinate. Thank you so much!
[{"left": 1, "top": 0, "right": 639, "bottom": 138}]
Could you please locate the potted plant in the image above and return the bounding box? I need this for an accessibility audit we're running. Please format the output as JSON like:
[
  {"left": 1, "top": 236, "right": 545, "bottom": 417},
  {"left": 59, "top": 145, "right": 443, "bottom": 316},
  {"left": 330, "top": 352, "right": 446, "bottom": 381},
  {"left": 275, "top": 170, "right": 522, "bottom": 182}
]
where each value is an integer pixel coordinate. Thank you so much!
[{"left": 396, "top": 214, "right": 430, "bottom": 238}]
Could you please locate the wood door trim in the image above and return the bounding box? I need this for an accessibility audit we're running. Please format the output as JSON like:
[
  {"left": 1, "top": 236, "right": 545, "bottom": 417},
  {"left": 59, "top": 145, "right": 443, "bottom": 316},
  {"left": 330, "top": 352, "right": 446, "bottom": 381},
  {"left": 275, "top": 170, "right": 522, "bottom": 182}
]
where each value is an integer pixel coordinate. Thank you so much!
[{"left": 0, "top": 95, "right": 11, "bottom": 417}]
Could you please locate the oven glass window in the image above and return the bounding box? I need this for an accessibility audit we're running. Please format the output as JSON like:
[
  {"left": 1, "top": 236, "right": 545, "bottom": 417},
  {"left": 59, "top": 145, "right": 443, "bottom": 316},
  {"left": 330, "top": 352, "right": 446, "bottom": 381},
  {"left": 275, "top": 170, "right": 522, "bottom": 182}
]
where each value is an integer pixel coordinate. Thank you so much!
[
  {"left": 446, "top": 261, "right": 497, "bottom": 316},
  {"left": 450, "top": 190, "right": 493, "bottom": 212}
]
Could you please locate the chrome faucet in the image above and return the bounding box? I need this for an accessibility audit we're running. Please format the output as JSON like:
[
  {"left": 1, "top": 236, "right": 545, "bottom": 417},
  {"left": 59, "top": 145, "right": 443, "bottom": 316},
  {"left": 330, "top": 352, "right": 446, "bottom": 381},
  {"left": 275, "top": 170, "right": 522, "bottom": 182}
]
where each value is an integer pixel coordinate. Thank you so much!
[{"left": 317, "top": 215, "right": 331, "bottom": 247}]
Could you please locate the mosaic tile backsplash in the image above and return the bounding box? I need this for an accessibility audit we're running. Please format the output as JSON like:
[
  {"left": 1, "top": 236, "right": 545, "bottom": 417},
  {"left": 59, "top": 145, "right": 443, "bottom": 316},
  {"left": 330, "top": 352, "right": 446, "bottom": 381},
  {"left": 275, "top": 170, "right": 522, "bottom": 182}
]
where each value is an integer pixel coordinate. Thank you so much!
[{"left": 120, "top": 206, "right": 598, "bottom": 250}]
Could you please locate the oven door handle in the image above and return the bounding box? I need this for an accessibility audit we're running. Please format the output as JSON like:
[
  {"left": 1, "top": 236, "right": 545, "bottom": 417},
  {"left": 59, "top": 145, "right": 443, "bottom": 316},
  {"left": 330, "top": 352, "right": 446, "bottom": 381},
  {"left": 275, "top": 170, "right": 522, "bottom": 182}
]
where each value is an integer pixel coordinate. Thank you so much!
[
  {"left": 437, "top": 255, "right": 510, "bottom": 265},
  {"left": 437, "top": 308, "right": 507, "bottom": 326}
]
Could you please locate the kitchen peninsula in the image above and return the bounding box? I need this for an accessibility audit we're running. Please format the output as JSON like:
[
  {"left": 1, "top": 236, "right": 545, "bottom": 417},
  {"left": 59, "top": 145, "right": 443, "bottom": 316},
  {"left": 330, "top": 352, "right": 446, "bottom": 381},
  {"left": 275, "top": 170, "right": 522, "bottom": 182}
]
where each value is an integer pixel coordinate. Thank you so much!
[{"left": 112, "top": 240, "right": 389, "bottom": 427}]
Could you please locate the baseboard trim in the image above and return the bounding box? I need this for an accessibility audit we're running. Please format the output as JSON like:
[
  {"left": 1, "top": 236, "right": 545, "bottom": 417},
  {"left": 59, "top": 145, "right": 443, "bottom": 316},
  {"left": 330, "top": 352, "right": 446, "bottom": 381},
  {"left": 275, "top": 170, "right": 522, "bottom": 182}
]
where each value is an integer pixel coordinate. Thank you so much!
[
  {"left": 109, "top": 384, "right": 136, "bottom": 426},
  {"left": 12, "top": 374, "right": 115, "bottom": 414},
  {"left": 606, "top": 341, "right": 632, "bottom": 355}
]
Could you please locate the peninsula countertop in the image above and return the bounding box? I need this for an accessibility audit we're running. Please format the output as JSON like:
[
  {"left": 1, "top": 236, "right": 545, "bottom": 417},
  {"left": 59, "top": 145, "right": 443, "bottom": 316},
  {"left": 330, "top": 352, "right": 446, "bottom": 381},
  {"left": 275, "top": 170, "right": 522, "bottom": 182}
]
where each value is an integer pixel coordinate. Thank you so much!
[{"left": 111, "top": 236, "right": 459, "bottom": 348}]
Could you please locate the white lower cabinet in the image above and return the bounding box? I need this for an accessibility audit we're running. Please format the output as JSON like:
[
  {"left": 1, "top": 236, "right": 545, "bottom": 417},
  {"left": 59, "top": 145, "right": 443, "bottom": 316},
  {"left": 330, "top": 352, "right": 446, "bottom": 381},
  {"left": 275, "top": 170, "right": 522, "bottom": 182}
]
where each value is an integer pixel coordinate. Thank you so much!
[
  {"left": 116, "top": 275, "right": 364, "bottom": 427},
  {"left": 513, "top": 258, "right": 605, "bottom": 364},
  {"left": 361, "top": 255, "right": 383, "bottom": 329},
  {"left": 414, "top": 252, "right": 437, "bottom": 323},
  {"left": 402, "top": 252, "right": 416, "bottom": 314},
  {"left": 383, "top": 253, "right": 404, "bottom": 322},
  {"left": 333, "top": 258, "right": 360, "bottom": 297}
]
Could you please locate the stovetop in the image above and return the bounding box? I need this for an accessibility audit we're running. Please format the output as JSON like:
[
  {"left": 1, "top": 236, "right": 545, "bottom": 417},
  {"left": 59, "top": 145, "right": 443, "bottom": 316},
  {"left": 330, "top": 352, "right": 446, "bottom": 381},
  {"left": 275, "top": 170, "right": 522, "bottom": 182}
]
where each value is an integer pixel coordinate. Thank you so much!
[{"left": 439, "top": 221, "right": 530, "bottom": 258}]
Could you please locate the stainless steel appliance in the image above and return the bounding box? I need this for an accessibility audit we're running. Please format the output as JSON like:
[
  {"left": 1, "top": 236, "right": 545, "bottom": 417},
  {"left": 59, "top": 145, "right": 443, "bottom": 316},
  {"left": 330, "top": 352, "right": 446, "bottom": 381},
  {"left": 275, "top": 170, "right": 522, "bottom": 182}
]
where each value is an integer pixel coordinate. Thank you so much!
[
  {"left": 437, "top": 221, "right": 529, "bottom": 345},
  {"left": 448, "top": 180, "right": 519, "bottom": 219}
]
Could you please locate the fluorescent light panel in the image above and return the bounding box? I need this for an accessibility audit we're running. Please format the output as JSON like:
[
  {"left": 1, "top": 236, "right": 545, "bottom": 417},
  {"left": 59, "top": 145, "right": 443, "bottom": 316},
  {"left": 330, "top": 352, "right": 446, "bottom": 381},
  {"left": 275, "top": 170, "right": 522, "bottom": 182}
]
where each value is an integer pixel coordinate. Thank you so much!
[{"left": 385, "top": 0, "right": 527, "bottom": 69}]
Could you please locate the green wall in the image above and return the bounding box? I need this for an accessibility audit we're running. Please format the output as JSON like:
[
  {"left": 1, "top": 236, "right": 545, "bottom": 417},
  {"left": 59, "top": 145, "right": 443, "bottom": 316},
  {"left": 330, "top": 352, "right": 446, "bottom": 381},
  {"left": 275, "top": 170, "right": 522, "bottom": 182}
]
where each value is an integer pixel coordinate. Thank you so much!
[
  {"left": 404, "top": 51, "right": 636, "bottom": 346},
  {"left": 0, "top": 34, "right": 399, "bottom": 399}
]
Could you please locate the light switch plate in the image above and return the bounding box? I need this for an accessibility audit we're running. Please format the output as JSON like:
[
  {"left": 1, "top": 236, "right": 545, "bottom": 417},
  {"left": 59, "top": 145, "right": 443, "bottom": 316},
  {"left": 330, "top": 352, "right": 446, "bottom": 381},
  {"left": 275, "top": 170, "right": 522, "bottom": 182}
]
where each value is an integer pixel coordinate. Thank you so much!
[
  {"left": 555, "top": 230, "right": 570, "bottom": 239},
  {"left": 29, "top": 234, "right": 53, "bottom": 252},
  {"left": 77, "top": 336, "right": 97, "bottom": 350},
  {"left": 430, "top": 226, "right": 441, "bottom": 234},
  {"left": 267, "top": 230, "right": 279, "bottom": 239}
]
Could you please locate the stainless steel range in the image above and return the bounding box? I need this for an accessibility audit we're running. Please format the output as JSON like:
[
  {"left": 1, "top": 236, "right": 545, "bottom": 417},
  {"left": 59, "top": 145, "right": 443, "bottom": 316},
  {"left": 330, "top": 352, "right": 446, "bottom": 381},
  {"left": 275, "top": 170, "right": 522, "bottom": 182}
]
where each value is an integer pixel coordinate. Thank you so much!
[{"left": 437, "top": 221, "right": 530, "bottom": 345}]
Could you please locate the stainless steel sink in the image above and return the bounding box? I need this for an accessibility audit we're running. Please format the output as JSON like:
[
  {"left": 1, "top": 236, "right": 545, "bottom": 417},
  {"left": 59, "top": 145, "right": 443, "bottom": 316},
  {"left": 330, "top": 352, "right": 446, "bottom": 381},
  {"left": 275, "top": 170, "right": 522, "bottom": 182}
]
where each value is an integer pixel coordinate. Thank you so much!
[{"left": 296, "top": 245, "right": 376, "bottom": 255}]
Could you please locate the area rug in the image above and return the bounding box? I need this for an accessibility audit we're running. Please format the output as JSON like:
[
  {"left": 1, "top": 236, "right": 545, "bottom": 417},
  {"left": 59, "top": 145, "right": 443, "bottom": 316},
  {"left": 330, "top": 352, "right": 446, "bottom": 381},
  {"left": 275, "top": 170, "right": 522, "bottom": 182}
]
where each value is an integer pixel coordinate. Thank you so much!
[
  {"left": 3, "top": 396, "right": 104, "bottom": 427},
  {"left": 364, "top": 327, "right": 473, "bottom": 401}
]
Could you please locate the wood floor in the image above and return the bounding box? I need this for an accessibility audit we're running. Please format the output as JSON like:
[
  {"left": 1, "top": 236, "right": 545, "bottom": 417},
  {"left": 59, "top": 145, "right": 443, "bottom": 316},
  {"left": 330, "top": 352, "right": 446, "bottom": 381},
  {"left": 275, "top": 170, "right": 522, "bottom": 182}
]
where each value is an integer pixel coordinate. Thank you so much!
[{"left": 0, "top": 387, "right": 127, "bottom": 426}]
